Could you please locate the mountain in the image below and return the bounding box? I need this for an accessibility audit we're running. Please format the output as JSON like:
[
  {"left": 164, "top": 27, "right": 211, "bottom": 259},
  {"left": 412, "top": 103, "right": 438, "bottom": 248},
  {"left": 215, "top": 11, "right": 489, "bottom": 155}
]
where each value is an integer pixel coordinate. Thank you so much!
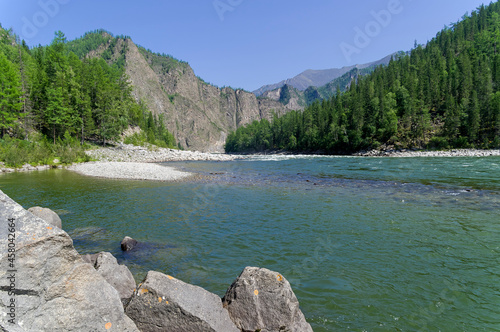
[
  {"left": 67, "top": 31, "right": 290, "bottom": 152},
  {"left": 226, "top": 3, "right": 500, "bottom": 153},
  {"left": 260, "top": 65, "right": 383, "bottom": 109},
  {"left": 253, "top": 54, "right": 394, "bottom": 96}
]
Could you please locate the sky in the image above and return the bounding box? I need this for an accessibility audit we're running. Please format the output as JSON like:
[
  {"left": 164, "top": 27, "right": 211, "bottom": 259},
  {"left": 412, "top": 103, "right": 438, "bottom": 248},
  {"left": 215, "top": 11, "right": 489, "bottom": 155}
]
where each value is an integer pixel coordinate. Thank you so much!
[{"left": 0, "top": 0, "right": 490, "bottom": 92}]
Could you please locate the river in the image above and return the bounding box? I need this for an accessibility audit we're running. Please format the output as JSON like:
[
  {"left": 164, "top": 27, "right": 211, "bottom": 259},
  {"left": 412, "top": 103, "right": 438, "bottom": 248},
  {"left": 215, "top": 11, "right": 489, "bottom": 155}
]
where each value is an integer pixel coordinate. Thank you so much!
[{"left": 1, "top": 155, "right": 499, "bottom": 331}]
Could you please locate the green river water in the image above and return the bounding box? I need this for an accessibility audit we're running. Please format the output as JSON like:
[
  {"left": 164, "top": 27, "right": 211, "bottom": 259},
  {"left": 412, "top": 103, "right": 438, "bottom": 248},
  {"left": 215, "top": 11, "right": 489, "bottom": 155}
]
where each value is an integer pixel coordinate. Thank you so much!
[{"left": 0, "top": 155, "right": 499, "bottom": 331}]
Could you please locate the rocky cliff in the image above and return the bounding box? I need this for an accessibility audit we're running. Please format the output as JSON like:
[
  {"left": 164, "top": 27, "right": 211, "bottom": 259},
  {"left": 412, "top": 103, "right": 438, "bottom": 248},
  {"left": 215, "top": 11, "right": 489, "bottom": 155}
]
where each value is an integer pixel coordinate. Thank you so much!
[{"left": 72, "top": 33, "right": 290, "bottom": 152}]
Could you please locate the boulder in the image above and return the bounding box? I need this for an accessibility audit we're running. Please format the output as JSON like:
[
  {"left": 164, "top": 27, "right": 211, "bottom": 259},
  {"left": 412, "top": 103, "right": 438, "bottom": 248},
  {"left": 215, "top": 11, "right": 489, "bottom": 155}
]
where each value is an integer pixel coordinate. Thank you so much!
[
  {"left": 81, "top": 253, "right": 99, "bottom": 266},
  {"left": 93, "top": 252, "right": 136, "bottom": 305},
  {"left": 0, "top": 190, "right": 139, "bottom": 332},
  {"left": 121, "top": 236, "right": 138, "bottom": 251},
  {"left": 125, "top": 271, "right": 239, "bottom": 332},
  {"left": 222, "top": 267, "right": 313, "bottom": 332},
  {"left": 27, "top": 206, "right": 62, "bottom": 229}
]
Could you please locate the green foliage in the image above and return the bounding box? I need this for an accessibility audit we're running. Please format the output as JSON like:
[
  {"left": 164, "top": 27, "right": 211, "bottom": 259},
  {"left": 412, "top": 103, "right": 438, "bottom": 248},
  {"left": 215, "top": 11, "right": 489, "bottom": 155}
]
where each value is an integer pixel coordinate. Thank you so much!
[
  {"left": 0, "top": 27, "right": 177, "bottom": 164},
  {"left": 0, "top": 52, "right": 23, "bottom": 136},
  {"left": 0, "top": 134, "right": 90, "bottom": 167},
  {"left": 227, "top": 2, "right": 500, "bottom": 153},
  {"left": 124, "top": 111, "right": 176, "bottom": 149},
  {"left": 279, "top": 85, "right": 292, "bottom": 105},
  {"left": 66, "top": 30, "right": 113, "bottom": 58}
]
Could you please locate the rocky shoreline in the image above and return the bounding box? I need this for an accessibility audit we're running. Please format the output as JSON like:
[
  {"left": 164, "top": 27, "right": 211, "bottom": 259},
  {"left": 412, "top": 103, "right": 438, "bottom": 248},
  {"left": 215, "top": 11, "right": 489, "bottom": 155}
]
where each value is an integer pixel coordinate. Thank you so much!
[
  {"left": 354, "top": 148, "right": 500, "bottom": 157},
  {"left": 85, "top": 144, "right": 240, "bottom": 162},
  {"left": 2, "top": 145, "right": 500, "bottom": 179},
  {"left": 0, "top": 191, "right": 313, "bottom": 332},
  {"left": 68, "top": 162, "right": 193, "bottom": 181},
  {"left": 1, "top": 144, "right": 244, "bottom": 180},
  {"left": 0, "top": 162, "right": 57, "bottom": 174}
]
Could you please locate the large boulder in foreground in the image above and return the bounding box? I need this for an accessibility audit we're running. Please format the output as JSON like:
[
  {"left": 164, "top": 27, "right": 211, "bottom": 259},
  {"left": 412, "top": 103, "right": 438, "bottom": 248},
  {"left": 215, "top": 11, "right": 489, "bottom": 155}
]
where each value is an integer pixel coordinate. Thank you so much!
[
  {"left": 222, "top": 266, "right": 313, "bottom": 332},
  {"left": 125, "top": 271, "right": 239, "bottom": 332},
  {"left": 83, "top": 252, "right": 137, "bottom": 305},
  {"left": 27, "top": 206, "right": 62, "bottom": 229},
  {"left": 0, "top": 190, "right": 138, "bottom": 332}
]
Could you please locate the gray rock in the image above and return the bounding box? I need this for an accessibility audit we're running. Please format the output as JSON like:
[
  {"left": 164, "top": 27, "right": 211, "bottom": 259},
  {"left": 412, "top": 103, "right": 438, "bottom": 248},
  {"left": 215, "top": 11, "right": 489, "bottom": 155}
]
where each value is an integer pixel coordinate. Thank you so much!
[
  {"left": 0, "top": 190, "right": 139, "bottom": 332},
  {"left": 27, "top": 206, "right": 62, "bottom": 229},
  {"left": 125, "top": 271, "right": 239, "bottom": 332},
  {"left": 121, "top": 236, "right": 138, "bottom": 251},
  {"left": 222, "top": 267, "right": 313, "bottom": 332},
  {"left": 81, "top": 253, "right": 99, "bottom": 266},
  {"left": 93, "top": 252, "right": 137, "bottom": 305}
]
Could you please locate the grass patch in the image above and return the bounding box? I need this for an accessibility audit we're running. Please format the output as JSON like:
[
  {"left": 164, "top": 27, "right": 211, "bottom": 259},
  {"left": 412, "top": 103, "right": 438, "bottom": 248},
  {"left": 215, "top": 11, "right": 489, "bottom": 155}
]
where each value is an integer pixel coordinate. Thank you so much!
[{"left": 0, "top": 134, "right": 92, "bottom": 168}]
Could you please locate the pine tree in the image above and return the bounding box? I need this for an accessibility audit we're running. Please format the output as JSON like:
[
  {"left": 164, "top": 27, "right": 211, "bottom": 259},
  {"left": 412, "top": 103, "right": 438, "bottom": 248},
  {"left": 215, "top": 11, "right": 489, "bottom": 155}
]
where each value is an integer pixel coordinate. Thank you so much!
[{"left": 0, "top": 53, "right": 23, "bottom": 137}]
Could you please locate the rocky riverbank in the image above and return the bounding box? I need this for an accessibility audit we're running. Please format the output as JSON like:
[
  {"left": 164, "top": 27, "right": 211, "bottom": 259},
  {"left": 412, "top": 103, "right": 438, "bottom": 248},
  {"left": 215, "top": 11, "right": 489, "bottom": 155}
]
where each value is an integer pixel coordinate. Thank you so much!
[
  {"left": 68, "top": 162, "right": 193, "bottom": 181},
  {"left": 85, "top": 143, "right": 240, "bottom": 162},
  {"left": 67, "top": 144, "right": 244, "bottom": 181},
  {"left": 354, "top": 148, "right": 500, "bottom": 157},
  {"left": 0, "top": 162, "right": 56, "bottom": 174},
  {"left": 0, "top": 190, "right": 313, "bottom": 332},
  {"left": 1, "top": 144, "right": 243, "bottom": 179}
]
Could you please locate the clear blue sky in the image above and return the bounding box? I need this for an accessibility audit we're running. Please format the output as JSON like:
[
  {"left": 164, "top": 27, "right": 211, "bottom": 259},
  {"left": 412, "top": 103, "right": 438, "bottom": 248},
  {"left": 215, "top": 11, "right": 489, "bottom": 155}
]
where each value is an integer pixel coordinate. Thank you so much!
[{"left": 0, "top": 0, "right": 489, "bottom": 91}]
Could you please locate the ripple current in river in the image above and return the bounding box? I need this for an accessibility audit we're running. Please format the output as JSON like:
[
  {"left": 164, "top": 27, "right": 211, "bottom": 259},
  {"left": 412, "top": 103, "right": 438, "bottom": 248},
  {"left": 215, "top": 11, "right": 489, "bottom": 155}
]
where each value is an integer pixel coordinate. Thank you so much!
[{"left": 1, "top": 156, "right": 499, "bottom": 331}]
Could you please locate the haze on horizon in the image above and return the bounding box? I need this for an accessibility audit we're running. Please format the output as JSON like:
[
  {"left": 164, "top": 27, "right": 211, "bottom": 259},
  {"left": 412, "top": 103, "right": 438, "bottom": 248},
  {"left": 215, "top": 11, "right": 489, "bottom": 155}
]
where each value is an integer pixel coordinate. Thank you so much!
[{"left": 0, "top": 0, "right": 489, "bottom": 91}]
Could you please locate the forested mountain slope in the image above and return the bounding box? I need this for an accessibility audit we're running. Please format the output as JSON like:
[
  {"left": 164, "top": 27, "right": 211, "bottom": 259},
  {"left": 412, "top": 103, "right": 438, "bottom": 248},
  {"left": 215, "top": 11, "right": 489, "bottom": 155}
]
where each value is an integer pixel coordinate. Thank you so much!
[
  {"left": 0, "top": 26, "right": 291, "bottom": 152},
  {"left": 0, "top": 28, "right": 176, "bottom": 151},
  {"left": 226, "top": 3, "right": 500, "bottom": 153},
  {"left": 67, "top": 31, "right": 290, "bottom": 152}
]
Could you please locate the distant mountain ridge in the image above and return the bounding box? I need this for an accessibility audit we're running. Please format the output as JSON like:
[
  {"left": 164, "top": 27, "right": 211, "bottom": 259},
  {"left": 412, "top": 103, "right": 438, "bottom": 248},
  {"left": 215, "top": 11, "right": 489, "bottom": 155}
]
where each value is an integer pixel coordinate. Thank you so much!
[{"left": 253, "top": 54, "right": 394, "bottom": 96}]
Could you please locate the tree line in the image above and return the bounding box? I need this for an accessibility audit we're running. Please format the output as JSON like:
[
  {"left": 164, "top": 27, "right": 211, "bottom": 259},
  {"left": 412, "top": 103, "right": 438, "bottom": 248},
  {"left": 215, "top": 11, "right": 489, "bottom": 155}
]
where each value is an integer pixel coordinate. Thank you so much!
[
  {"left": 0, "top": 28, "right": 175, "bottom": 148},
  {"left": 226, "top": 3, "right": 500, "bottom": 153}
]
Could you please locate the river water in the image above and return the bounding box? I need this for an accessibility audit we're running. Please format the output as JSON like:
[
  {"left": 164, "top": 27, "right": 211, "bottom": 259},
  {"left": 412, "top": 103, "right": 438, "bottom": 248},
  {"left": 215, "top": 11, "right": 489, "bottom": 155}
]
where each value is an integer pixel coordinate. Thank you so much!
[{"left": 1, "top": 156, "right": 499, "bottom": 331}]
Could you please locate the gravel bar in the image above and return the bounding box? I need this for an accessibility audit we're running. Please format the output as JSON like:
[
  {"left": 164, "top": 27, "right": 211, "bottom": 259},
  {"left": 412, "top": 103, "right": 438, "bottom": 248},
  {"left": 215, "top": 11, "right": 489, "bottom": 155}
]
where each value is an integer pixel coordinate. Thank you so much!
[
  {"left": 68, "top": 162, "right": 192, "bottom": 181},
  {"left": 85, "top": 144, "right": 240, "bottom": 162}
]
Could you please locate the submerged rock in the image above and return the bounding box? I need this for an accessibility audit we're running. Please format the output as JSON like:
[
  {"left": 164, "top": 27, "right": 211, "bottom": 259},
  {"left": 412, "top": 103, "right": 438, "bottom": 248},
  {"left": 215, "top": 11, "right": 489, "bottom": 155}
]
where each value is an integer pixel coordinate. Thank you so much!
[
  {"left": 0, "top": 190, "right": 138, "bottom": 332},
  {"left": 125, "top": 271, "right": 239, "bottom": 332},
  {"left": 121, "top": 236, "right": 138, "bottom": 251},
  {"left": 223, "top": 266, "right": 313, "bottom": 332},
  {"left": 27, "top": 206, "right": 62, "bottom": 229}
]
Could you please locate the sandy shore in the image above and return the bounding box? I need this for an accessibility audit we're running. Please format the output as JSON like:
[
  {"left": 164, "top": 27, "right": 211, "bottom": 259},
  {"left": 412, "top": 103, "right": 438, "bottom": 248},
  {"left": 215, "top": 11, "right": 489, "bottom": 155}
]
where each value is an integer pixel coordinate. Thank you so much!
[{"left": 68, "top": 162, "right": 192, "bottom": 181}]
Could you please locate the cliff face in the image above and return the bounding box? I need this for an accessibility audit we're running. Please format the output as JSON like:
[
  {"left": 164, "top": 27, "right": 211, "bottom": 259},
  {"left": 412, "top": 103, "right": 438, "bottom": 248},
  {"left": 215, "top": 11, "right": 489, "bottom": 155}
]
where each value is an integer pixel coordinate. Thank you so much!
[{"left": 120, "top": 39, "right": 288, "bottom": 152}]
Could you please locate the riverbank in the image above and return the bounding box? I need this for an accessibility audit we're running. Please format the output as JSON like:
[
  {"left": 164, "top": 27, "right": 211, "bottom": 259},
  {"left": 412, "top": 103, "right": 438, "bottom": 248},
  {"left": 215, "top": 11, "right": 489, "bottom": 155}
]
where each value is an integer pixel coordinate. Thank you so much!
[
  {"left": 68, "top": 162, "right": 193, "bottom": 181},
  {"left": 3, "top": 146, "right": 500, "bottom": 177},
  {"left": 66, "top": 144, "right": 242, "bottom": 181},
  {"left": 86, "top": 143, "right": 240, "bottom": 162},
  {"left": 1, "top": 144, "right": 242, "bottom": 178},
  {"left": 0, "top": 162, "right": 60, "bottom": 174},
  {"left": 354, "top": 148, "right": 500, "bottom": 157}
]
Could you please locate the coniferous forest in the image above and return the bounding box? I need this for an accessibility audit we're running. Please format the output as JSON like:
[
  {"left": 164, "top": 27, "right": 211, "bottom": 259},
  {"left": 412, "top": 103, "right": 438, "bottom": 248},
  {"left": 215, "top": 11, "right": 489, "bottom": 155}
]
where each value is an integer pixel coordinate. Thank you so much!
[
  {"left": 226, "top": 3, "right": 500, "bottom": 153},
  {"left": 0, "top": 28, "right": 175, "bottom": 166}
]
